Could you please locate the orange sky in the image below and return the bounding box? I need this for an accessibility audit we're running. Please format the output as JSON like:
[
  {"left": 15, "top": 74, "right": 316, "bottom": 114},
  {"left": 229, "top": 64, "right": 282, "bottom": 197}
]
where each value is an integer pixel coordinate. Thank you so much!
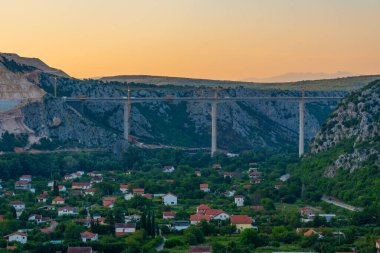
[{"left": 1, "top": 0, "right": 379, "bottom": 80}]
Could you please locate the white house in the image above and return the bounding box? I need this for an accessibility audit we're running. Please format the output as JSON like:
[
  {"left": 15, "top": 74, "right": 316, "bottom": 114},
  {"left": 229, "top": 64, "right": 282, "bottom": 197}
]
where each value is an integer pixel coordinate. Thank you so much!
[
  {"left": 81, "top": 231, "right": 98, "bottom": 243},
  {"left": 163, "top": 212, "right": 176, "bottom": 220},
  {"left": 115, "top": 223, "right": 136, "bottom": 236},
  {"left": 234, "top": 195, "right": 245, "bottom": 207},
  {"left": 4, "top": 232, "right": 27, "bottom": 244},
  {"left": 19, "top": 175, "right": 32, "bottom": 182},
  {"left": 163, "top": 193, "right": 177, "bottom": 205},
  {"left": 120, "top": 184, "right": 129, "bottom": 194},
  {"left": 59, "top": 185, "right": 67, "bottom": 192},
  {"left": 210, "top": 210, "right": 230, "bottom": 221},
  {"left": 10, "top": 201, "right": 25, "bottom": 211},
  {"left": 163, "top": 166, "right": 175, "bottom": 173},
  {"left": 124, "top": 193, "right": 134, "bottom": 201},
  {"left": 58, "top": 206, "right": 78, "bottom": 216}
]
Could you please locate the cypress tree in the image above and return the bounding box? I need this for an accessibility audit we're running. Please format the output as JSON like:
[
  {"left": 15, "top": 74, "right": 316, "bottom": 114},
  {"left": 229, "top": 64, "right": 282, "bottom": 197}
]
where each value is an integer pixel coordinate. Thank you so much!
[{"left": 146, "top": 211, "right": 152, "bottom": 236}]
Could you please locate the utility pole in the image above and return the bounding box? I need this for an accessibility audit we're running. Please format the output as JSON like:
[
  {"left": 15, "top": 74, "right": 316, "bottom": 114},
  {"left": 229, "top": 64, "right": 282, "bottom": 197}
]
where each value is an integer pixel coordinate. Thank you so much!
[
  {"left": 299, "top": 86, "right": 305, "bottom": 157},
  {"left": 211, "top": 88, "right": 218, "bottom": 157}
]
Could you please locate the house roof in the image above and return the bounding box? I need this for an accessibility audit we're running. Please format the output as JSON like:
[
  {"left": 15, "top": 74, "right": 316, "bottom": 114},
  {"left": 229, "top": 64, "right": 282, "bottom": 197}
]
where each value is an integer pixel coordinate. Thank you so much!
[
  {"left": 120, "top": 184, "right": 129, "bottom": 189},
  {"left": 200, "top": 184, "right": 209, "bottom": 188},
  {"left": 204, "top": 209, "right": 227, "bottom": 217},
  {"left": 163, "top": 212, "right": 176, "bottom": 216},
  {"left": 20, "top": 175, "right": 31, "bottom": 178},
  {"left": 81, "top": 231, "right": 97, "bottom": 239},
  {"left": 4, "top": 232, "right": 27, "bottom": 238},
  {"left": 67, "top": 247, "right": 92, "bottom": 253},
  {"left": 304, "top": 228, "right": 321, "bottom": 237},
  {"left": 164, "top": 193, "right": 177, "bottom": 197},
  {"left": 234, "top": 195, "right": 244, "bottom": 199},
  {"left": 133, "top": 188, "right": 144, "bottom": 193},
  {"left": 58, "top": 206, "right": 75, "bottom": 211},
  {"left": 10, "top": 201, "right": 24, "bottom": 205},
  {"left": 230, "top": 215, "right": 252, "bottom": 224},
  {"left": 190, "top": 214, "right": 212, "bottom": 222},
  {"left": 188, "top": 245, "right": 212, "bottom": 253},
  {"left": 197, "top": 204, "right": 210, "bottom": 210},
  {"left": 53, "top": 196, "right": 64, "bottom": 202},
  {"left": 15, "top": 180, "right": 30, "bottom": 185}
]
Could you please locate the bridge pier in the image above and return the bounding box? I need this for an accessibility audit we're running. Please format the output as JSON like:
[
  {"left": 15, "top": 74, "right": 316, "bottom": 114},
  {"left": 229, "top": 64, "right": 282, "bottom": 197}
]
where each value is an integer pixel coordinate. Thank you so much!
[
  {"left": 211, "top": 92, "right": 218, "bottom": 157},
  {"left": 299, "top": 89, "right": 305, "bottom": 157}
]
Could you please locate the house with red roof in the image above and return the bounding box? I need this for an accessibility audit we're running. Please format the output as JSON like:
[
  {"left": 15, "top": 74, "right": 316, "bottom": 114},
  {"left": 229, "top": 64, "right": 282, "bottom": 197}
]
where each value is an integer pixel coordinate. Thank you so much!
[
  {"left": 102, "top": 197, "right": 117, "bottom": 208},
  {"left": 190, "top": 214, "right": 212, "bottom": 225},
  {"left": 80, "top": 231, "right": 98, "bottom": 243},
  {"left": 163, "top": 166, "right": 175, "bottom": 173},
  {"left": 84, "top": 188, "right": 96, "bottom": 196},
  {"left": 230, "top": 215, "right": 253, "bottom": 232},
  {"left": 4, "top": 232, "right": 27, "bottom": 244},
  {"left": 15, "top": 180, "right": 31, "bottom": 190},
  {"left": 67, "top": 247, "right": 93, "bottom": 253},
  {"left": 120, "top": 184, "right": 129, "bottom": 193},
  {"left": 200, "top": 184, "right": 210, "bottom": 192},
  {"left": 72, "top": 182, "right": 92, "bottom": 190},
  {"left": 163, "top": 212, "right": 176, "bottom": 220},
  {"left": 212, "top": 164, "right": 222, "bottom": 169},
  {"left": 19, "top": 175, "right": 32, "bottom": 182},
  {"left": 133, "top": 188, "right": 145, "bottom": 195},
  {"left": 52, "top": 196, "right": 65, "bottom": 205}
]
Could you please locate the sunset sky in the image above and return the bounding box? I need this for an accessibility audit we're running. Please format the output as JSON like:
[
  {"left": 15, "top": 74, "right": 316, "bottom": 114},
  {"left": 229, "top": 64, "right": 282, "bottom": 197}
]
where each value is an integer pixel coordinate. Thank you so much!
[{"left": 1, "top": 0, "right": 379, "bottom": 80}]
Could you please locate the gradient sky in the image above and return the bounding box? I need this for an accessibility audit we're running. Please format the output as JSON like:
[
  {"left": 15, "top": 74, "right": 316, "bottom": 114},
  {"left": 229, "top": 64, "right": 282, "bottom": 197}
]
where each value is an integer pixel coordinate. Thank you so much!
[{"left": 1, "top": 0, "right": 380, "bottom": 80}]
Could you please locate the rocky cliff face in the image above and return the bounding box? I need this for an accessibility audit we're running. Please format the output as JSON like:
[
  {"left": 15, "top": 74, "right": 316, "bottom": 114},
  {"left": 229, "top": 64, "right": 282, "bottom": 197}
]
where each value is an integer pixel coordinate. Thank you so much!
[{"left": 310, "top": 80, "right": 380, "bottom": 177}]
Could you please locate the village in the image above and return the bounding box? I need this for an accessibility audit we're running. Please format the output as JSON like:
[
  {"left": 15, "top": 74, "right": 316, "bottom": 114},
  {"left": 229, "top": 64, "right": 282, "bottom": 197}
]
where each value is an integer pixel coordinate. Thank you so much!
[{"left": 1, "top": 152, "right": 369, "bottom": 253}]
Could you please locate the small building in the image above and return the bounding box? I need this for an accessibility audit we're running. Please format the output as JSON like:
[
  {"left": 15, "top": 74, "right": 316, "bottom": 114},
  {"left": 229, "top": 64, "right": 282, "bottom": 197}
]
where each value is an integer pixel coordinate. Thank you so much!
[
  {"left": 67, "top": 247, "right": 93, "bottom": 253},
  {"left": 10, "top": 201, "right": 25, "bottom": 211},
  {"left": 249, "top": 171, "right": 261, "bottom": 179},
  {"left": 234, "top": 195, "right": 244, "bottom": 207},
  {"left": 115, "top": 223, "right": 136, "bottom": 236},
  {"left": 188, "top": 245, "right": 212, "bottom": 253},
  {"left": 84, "top": 188, "right": 96, "bottom": 196},
  {"left": 52, "top": 196, "right": 65, "bottom": 205},
  {"left": 195, "top": 171, "right": 201, "bottom": 177},
  {"left": 376, "top": 239, "right": 380, "bottom": 253},
  {"left": 212, "top": 164, "right": 222, "bottom": 169},
  {"left": 163, "top": 193, "right": 177, "bottom": 205},
  {"left": 125, "top": 214, "right": 141, "bottom": 223},
  {"left": 19, "top": 175, "right": 32, "bottom": 182},
  {"left": 303, "top": 228, "right": 323, "bottom": 238},
  {"left": 206, "top": 210, "right": 230, "bottom": 221},
  {"left": 90, "top": 177, "right": 103, "bottom": 184},
  {"left": 59, "top": 185, "right": 67, "bottom": 192},
  {"left": 103, "top": 197, "right": 117, "bottom": 208},
  {"left": 163, "top": 212, "right": 176, "bottom": 220},
  {"left": 133, "top": 188, "right": 145, "bottom": 195},
  {"left": 120, "top": 184, "right": 129, "bottom": 193},
  {"left": 15, "top": 180, "right": 31, "bottom": 190},
  {"left": 4, "top": 232, "right": 27, "bottom": 244},
  {"left": 58, "top": 206, "right": 78, "bottom": 216},
  {"left": 80, "top": 231, "right": 98, "bottom": 243},
  {"left": 200, "top": 184, "right": 210, "bottom": 192},
  {"left": 37, "top": 194, "right": 48, "bottom": 203},
  {"left": 173, "top": 221, "right": 190, "bottom": 231},
  {"left": 72, "top": 182, "right": 92, "bottom": 190},
  {"left": 28, "top": 214, "right": 50, "bottom": 224},
  {"left": 299, "top": 207, "right": 314, "bottom": 217},
  {"left": 163, "top": 166, "right": 175, "bottom": 173},
  {"left": 230, "top": 215, "right": 253, "bottom": 232}
]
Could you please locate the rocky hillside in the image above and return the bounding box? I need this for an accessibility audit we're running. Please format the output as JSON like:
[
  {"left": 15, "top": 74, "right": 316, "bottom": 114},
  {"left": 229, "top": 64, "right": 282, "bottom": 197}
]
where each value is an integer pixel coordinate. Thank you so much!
[
  {"left": 310, "top": 80, "right": 380, "bottom": 176},
  {"left": 290, "top": 80, "right": 380, "bottom": 206}
]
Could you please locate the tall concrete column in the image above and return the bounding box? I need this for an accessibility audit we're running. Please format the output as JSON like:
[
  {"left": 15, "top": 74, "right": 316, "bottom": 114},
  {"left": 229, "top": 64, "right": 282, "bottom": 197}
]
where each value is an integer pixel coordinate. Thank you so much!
[
  {"left": 124, "top": 87, "right": 131, "bottom": 142},
  {"left": 211, "top": 92, "right": 218, "bottom": 157},
  {"left": 299, "top": 89, "right": 305, "bottom": 157},
  {"left": 124, "top": 101, "right": 129, "bottom": 142}
]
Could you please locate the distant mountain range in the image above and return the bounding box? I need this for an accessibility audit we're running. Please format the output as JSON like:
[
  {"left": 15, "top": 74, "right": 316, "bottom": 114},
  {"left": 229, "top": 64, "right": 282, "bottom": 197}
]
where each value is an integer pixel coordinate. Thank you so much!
[{"left": 242, "top": 71, "right": 356, "bottom": 83}]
